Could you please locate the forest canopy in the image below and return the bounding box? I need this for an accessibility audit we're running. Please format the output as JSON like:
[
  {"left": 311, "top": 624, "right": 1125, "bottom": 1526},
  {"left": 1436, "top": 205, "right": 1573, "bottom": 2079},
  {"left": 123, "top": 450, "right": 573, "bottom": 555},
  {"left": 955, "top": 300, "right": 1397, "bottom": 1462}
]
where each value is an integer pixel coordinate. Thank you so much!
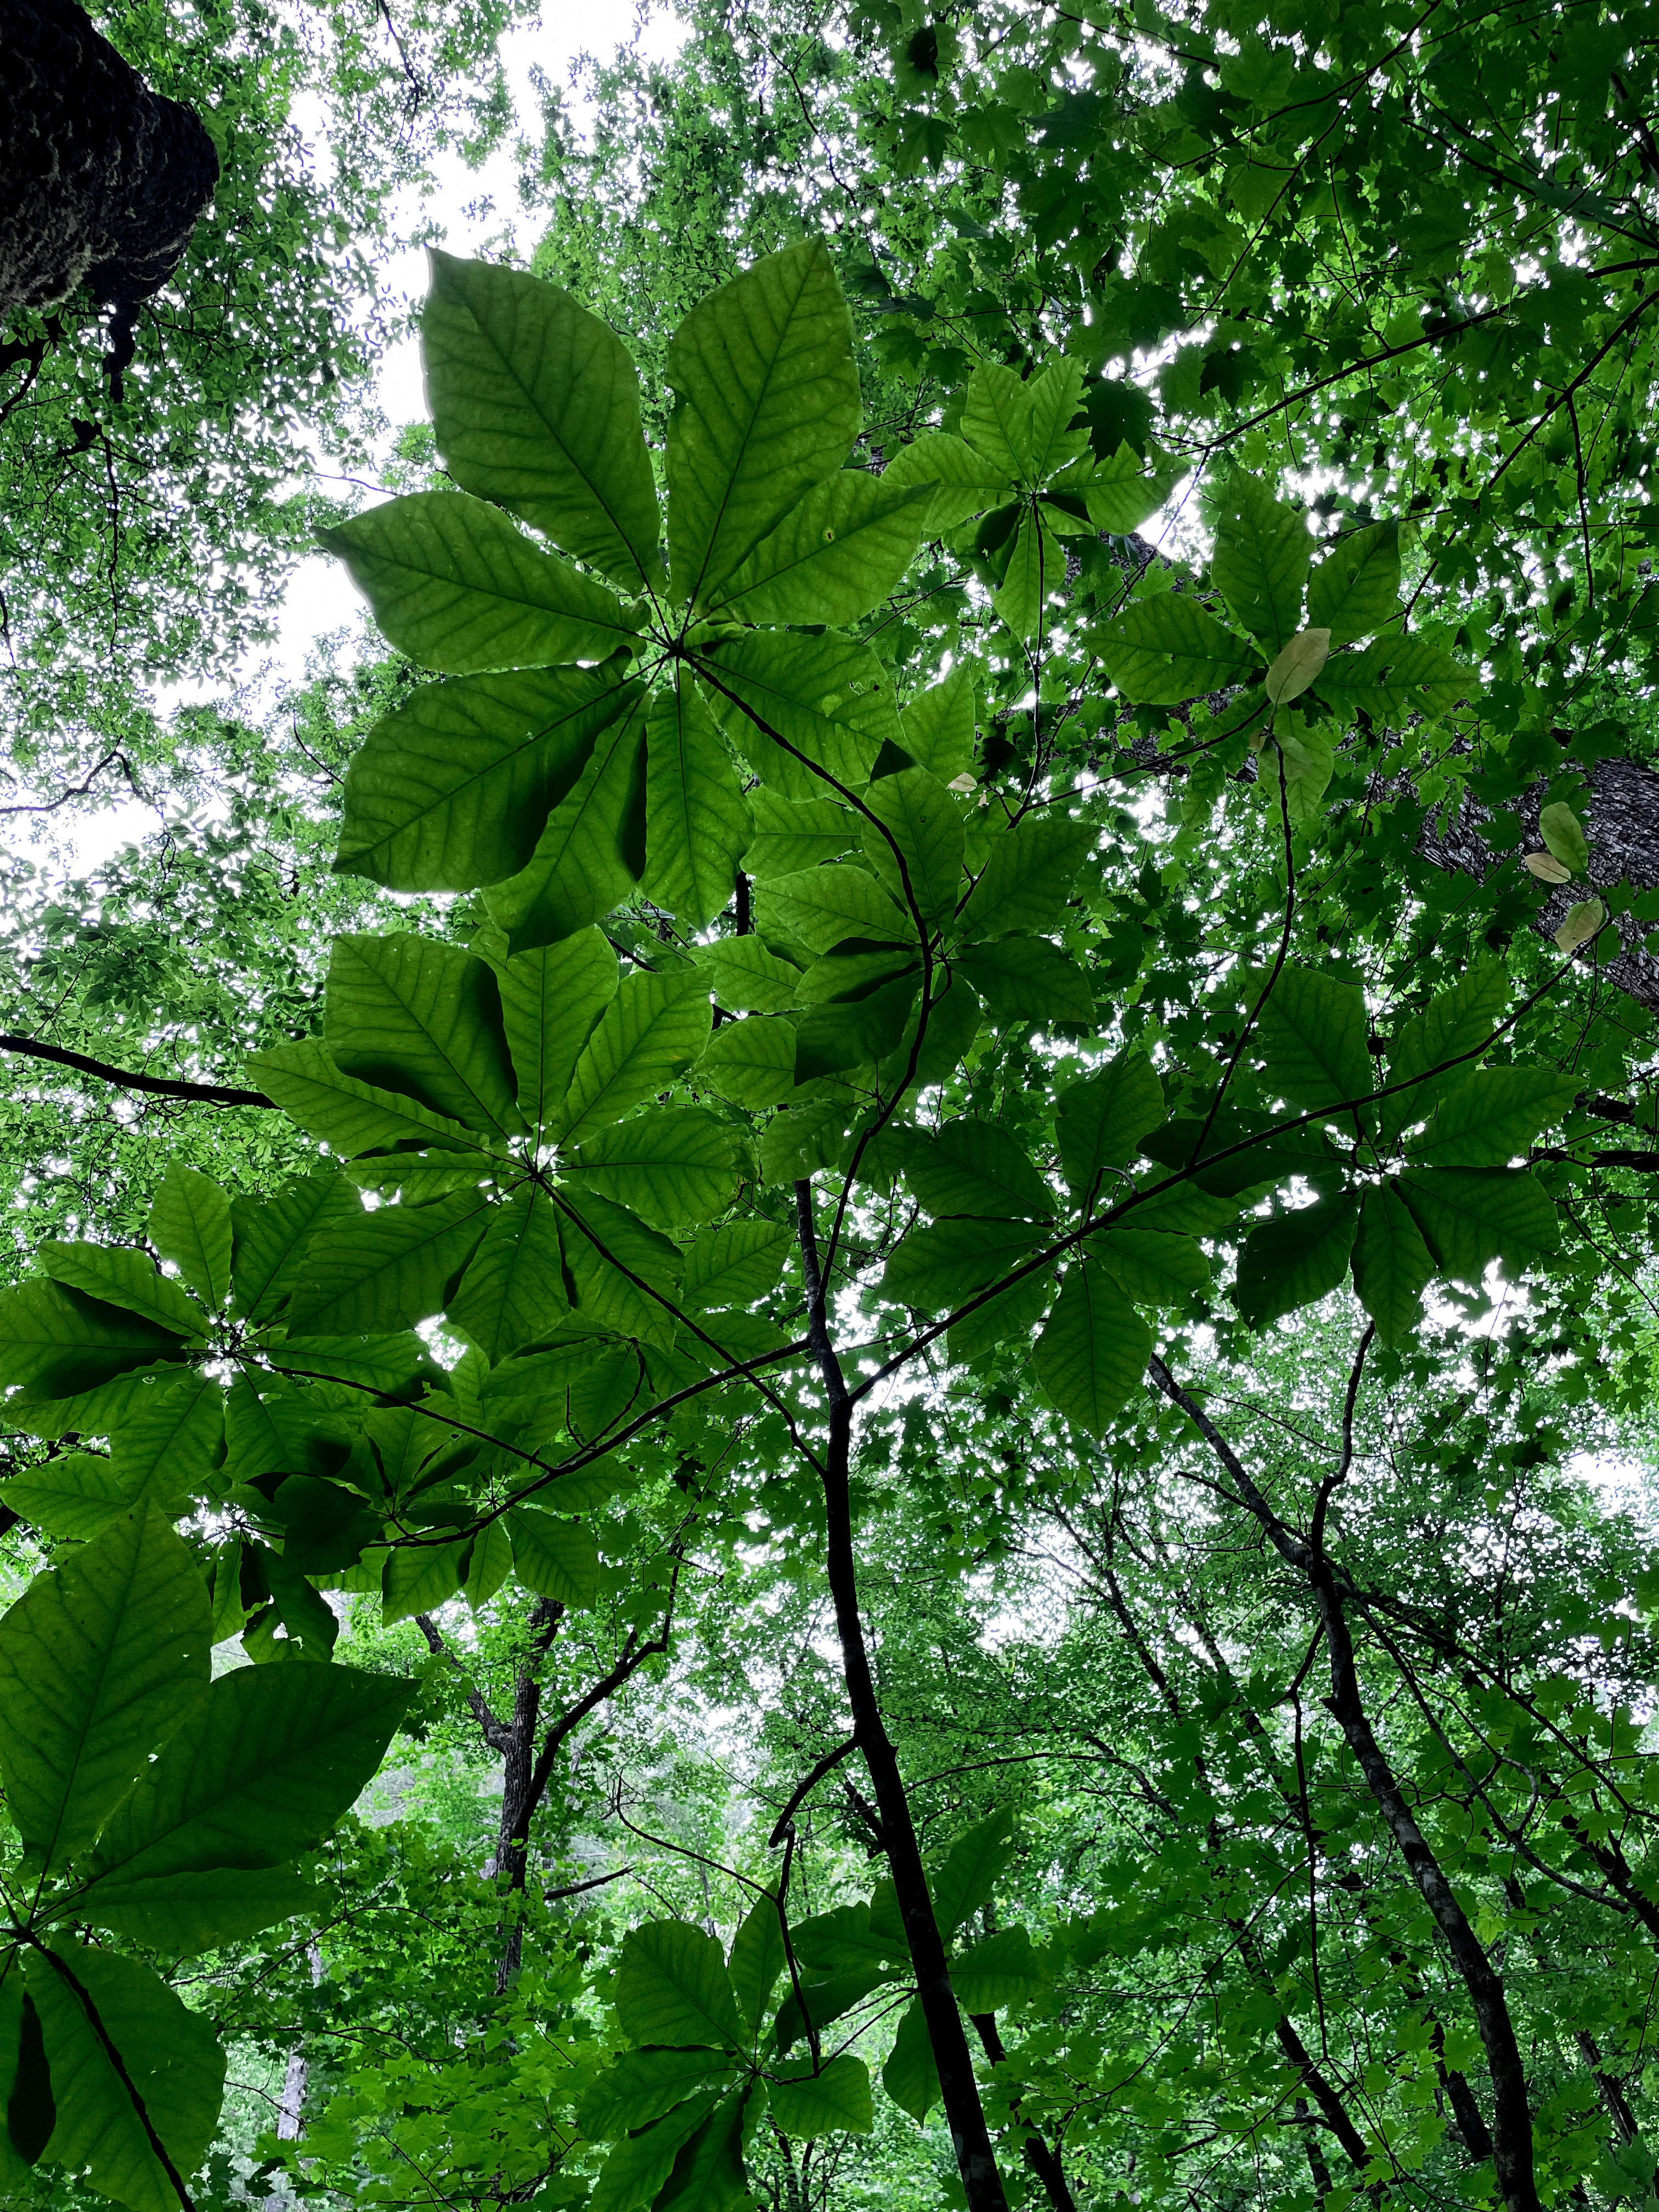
[{"left": 1, "top": 4, "right": 1659, "bottom": 2212}]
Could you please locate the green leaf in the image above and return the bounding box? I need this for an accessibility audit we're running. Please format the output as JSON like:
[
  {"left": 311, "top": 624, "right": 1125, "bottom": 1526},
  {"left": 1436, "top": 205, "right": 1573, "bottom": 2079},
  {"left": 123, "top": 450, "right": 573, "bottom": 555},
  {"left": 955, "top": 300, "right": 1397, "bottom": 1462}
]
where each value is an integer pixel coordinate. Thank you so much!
[
  {"left": 947, "top": 1269, "right": 1052, "bottom": 1363},
  {"left": 569, "top": 1108, "right": 741, "bottom": 1229},
  {"left": 554, "top": 968, "right": 713, "bottom": 1143},
  {"left": 84, "top": 1661, "right": 412, "bottom": 1886},
  {"left": 1539, "top": 800, "right": 1589, "bottom": 873},
  {"left": 1253, "top": 965, "right": 1371, "bottom": 1111},
  {"left": 698, "top": 936, "right": 803, "bottom": 1013},
  {"left": 881, "top": 1218, "right": 1046, "bottom": 1311},
  {"left": 616, "top": 1920, "right": 747, "bottom": 2049},
  {"left": 906, "top": 1121, "right": 1054, "bottom": 1221},
  {"left": 1412, "top": 1068, "right": 1579, "bottom": 1167},
  {"left": 560, "top": 1192, "right": 685, "bottom": 1348},
  {"left": 1306, "top": 520, "right": 1400, "bottom": 645},
  {"left": 1057, "top": 1052, "right": 1166, "bottom": 1200},
  {"left": 793, "top": 974, "right": 918, "bottom": 1082},
  {"left": 382, "top": 1539, "right": 466, "bottom": 1624},
  {"left": 336, "top": 663, "right": 640, "bottom": 892},
  {"left": 959, "top": 816, "right": 1094, "bottom": 940},
  {"left": 994, "top": 513, "right": 1062, "bottom": 641},
  {"left": 1211, "top": 477, "right": 1311, "bottom": 653},
  {"left": 1261, "top": 723, "right": 1334, "bottom": 825},
  {"left": 147, "top": 1169, "right": 231, "bottom": 1313},
  {"left": 710, "top": 472, "right": 933, "bottom": 625},
  {"left": 39, "top": 1244, "right": 205, "bottom": 1338},
  {"left": 962, "top": 362, "right": 1036, "bottom": 479},
  {"left": 1097, "top": 595, "right": 1262, "bottom": 704},
  {"left": 951, "top": 1926, "right": 1051, "bottom": 2014},
  {"left": 1313, "top": 635, "right": 1473, "bottom": 719},
  {"left": 0, "top": 1455, "right": 142, "bottom": 1542},
  {"left": 934, "top": 1805, "right": 1018, "bottom": 1934},
  {"left": 231, "top": 1171, "right": 359, "bottom": 1324},
  {"left": 900, "top": 665, "right": 977, "bottom": 781},
  {"left": 792, "top": 1902, "right": 901, "bottom": 1974},
  {"left": 1385, "top": 960, "right": 1511, "bottom": 1132},
  {"left": 319, "top": 489, "right": 639, "bottom": 673},
  {"left": 881, "top": 431, "right": 1013, "bottom": 531},
  {"left": 29, "top": 1943, "right": 224, "bottom": 2212},
  {"left": 642, "top": 674, "right": 753, "bottom": 929},
  {"left": 773, "top": 1968, "right": 889, "bottom": 2054},
  {"left": 589, "top": 2094, "right": 722, "bottom": 2212},
  {"left": 267, "top": 1334, "right": 436, "bottom": 1396},
  {"left": 0, "top": 1279, "right": 188, "bottom": 1401},
  {"left": 760, "top": 864, "right": 910, "bottom": 955},
  {"left": 654, "top": 2087, "right": 754, "bottom": 2212},
  {"left": 484, "top": 692, "right": 651, "bottom": 954},
  {"left": 1028, "top": 357, "right": 1091, "bottom": 476},
  {"left": 447, "top": 1184, "right": 570, "bottom": 1360},
  {"left": 882, "top": 2001, "right": 940, "bottom": 2121},
  {"left": 284, "top": 1188, "right": 492, "bottom": 1335},
  {"left": 741, "top": 792, "right": 853, "bottom": 879},
  {"left": 579, "top": 2051, "right": 737, "bottom": 2141},
  {"left": 957, "top": 936, "right": 1094, "bottom": 1025},
  {"left": 0, "top": 1979, "right": 52, "bottom": 2177},
  {"left": 1078, "top": 442, "right": 1172, "bottom": 533},
  {"left": 1263, "top": 628, "right": 1330, "bottom": 708},
  {"left": 103, "top": 1372, "right": 224, "bottom": 1519},
  {"left": 698, "top": 631, "right": 901, "bottom": 799},
  {"left": 1395, "top": 1167, "right": 1559, "bottom": 1284},
  {"left": 1233, "top": 1195, "right": 1361, "bottom": 1327},
  {"left": 66, "top": 1866, "right": 319, "bottom": 1951},
  {"left": 862, "top": 766, "right": 966, "bottom": 925},
  {"left": 667, "top": 238, "right": 860, "bottom": 608},
  {"left": 1351, "top": 1185, "right": 1435, "bottom": 1346},
  {"left": 0, "top": 1505, "right": 209, "bottom": 1872},
  {"left": 769, "top": 2055, "right": 872, "bottom": 2138},
  {"left": 494, "top": 928, "right": 619, "bottom": 1135},
  {"left": 245, "top": 1040, "right": 487, "bottom": 1160},
  {"left": 324, "top": 932, "right": 524, "bottom": 1138},
  {"left": 422, "top": 249, "right": 661, "bottom": 590},
  {"left": 697, "top": 1016, "right": 800, "bottom": 1108},
  {"left": 1093, "top": 1229, "right": 1210, "bottom": 1306},
  {"left": 1034, "top": 1260, "right": 1153, "bottom": 1436},
  {"left": 727, "top": 1895, "right": 787, "bottom": 2040},
  {"left": 882, "top": 971, "right": 981, "bottom": 1091}
]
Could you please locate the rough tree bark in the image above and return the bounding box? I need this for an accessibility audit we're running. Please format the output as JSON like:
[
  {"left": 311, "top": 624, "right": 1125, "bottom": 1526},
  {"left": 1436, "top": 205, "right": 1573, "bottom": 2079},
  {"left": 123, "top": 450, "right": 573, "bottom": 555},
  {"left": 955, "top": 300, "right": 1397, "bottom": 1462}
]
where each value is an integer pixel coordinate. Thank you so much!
[{"left": 1, "top": 0, "right": 219, "bottom": 392}]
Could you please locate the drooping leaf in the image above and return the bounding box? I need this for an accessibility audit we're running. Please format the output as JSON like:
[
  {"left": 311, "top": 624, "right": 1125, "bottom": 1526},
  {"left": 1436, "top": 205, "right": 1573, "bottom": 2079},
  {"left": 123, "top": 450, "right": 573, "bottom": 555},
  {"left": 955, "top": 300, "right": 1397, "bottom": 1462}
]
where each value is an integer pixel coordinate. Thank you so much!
[
  {"left": 1306, "top": 520, "right": 1400, "bottom": 645},
  {"left": 1252, "top": 964, "right": 1372, "bottom": 1112},
  {"left": 697, "top": 630, "right": 902, "bottom": 798},
  {"left": 0, "top": 1980, "right": 51, "bottom": 2180},
  {"left": 568, "top": 1108, "right": 741, "bottom": 1229},
  {"left": 484, "top": 693, "right": 651, "bottom": 954},
  {"left": 446, "top": 1183, "right": 571, "bottom": 1361},
  {"left": 710, "top": 472, "right": 933, "bottom": 625},
  {"left": 882, "top": 2000, "right": 940, "bottom": 2121},
  {"left": 38, "top": 1244, "right": 205, "bottom": 1338},
  {"left": 667, "top": 238, "right": 860, "bottom": 608},
  {"left": 336, "top": 663, "right": 639, "bottom": 891},
  {"left": 958, "top": 816, "right": 1093, "bottom": 940},
  {"left": 579, "top": 2050, "right": 737, "bottom": 2141},
  {"left": 29, "top": 1943, "right": 224, "bottom": 2212},
  {"left": 727, "top": 1894, "right": 787, "bottom": 2040},
  {"left": 1232, "top": 1195, "right": 1361, "bottom": 1327},
  {"left": 1096, "top": 595, "right": 1261, "bottom": 704},
  {"left": 559, "top": 1192, "right": 685, "bottom": 1348},
  {"left": 642, "top": 675, "right": 753, "bottom": 929},
  {"left": 1351, "top": 1185, "right": 1435, "bottom": 1346},
  {"left": 1033, "top": 1260, "right": 1153, "bottom": 1436},
  {"left": 615, "top": 1920, "right": 747, "bottom": 2050},
  {"left": 653, "top": 2088, "right": 754, "bottom": 2212},
  {"left": 83, "top": 1661, "right": 413, "bottom": 1886},
  {"left": 0, "top": 1278, "right": 189, "bottom": 1402},
  {"left": 324, "top": 932, "right": 524, "bottom": 1138},
  {"left": 906, "top": 1121, "right": 1054, "bottom": 1221},
  {"left": 1395, "top": 1167, "right": 1559, "bottom": 1283},
  {"left": 284, "top": 1188, "right": 492, "bottom": 1335},
  {"left": 933, "top": 1805, "right": 1018, "bottom": 1934},
  {"left": 245, "top": 1041, "right": 487, "bottom": 1161},
  {"left": 1210, "top": 476, "right": 1311, "bottom": 653},
  {"left": 0, "top": 1505, "right": 209, "bottom": 1874},
  {"left": 759, "top": 864, "right": 910, "bottom": 955},
  {"left": 769, "top": 2056, "right": 873, "bottom": 2138},
  {"left": 957, "top": 936, "right": 1094, "bottom": 1025},
  {"left": 319, "top": 489, "right": 639, "bottom": 672},
  {"left": 1056, "top": 1052, "right": 1166, "bottom": 1201},
  {"left": 1410, "top": 1067, "right": 1579, "bottom": 1167},
  {"left": 881, "top": 431, "right": 1014, "bottom": 531},
  {"left": 422, "top": 249, "right": 661, "bottom": 590},
  {"left": 554, "top": 968, "right": 713, "bottom": 1144},
  {"left": 994, "top": 512, "right": 1063, "bottom": 641},
  {"left": 146, "top": 1169, "right": 232, "bottom": 1313},
  {"left": 589, "top": 2094, "right": 723, "bottom": 2212}
]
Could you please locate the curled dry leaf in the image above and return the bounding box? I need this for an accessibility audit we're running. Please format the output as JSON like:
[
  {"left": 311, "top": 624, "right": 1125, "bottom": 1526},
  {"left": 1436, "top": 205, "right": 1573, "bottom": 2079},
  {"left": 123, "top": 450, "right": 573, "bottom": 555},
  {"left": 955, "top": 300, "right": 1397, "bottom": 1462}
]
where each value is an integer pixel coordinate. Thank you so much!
[
  {"left": 1263, "top": 625, "right": 1331, "bottom": 707},
  {"left": 1554, "top": 896, "right": 1605, "bottom": 955},
  {"left": 946, "top": 772, "right": 978, "bottom": 793},
  {"left": 1523, "top": 850, "right": 1573, "bottom": 884}
]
